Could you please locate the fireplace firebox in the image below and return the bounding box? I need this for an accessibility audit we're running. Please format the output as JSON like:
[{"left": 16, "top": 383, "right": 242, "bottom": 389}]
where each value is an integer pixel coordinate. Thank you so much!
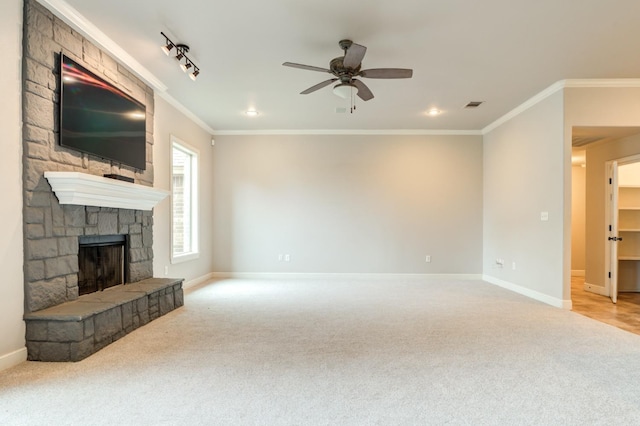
[{"left": 78, "top": 235, "right": 128, "bottom": 295}]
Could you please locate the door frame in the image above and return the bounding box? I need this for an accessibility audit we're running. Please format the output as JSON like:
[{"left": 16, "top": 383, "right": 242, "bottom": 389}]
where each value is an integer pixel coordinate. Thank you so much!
[{"left": 604, "top": 153, "right": 640, "bottom": 301}]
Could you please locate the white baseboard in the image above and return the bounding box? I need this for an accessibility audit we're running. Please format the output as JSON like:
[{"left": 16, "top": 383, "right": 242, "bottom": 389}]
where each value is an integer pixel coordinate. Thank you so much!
[
  {"left": 211, "top": 272, "right": 483, "bottom": 281},
  {"left": 482, "top": 275, "right": 571, "bottom": 309},
  {"left": 0, "top": 347, "right": 27, "bottom": 372},
  {"left": 571, "top": 270, "right": 585, "bottom": 277},
  {"left": 584, "top": 282, "right": 607, "bottom": 296},
  {"left": 183, "top": 272, "right": 217, "bottom": 290}
]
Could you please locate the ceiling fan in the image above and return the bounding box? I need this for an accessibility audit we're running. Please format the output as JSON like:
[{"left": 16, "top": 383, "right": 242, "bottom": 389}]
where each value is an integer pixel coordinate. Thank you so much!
[{"left": 283, "top": 40, "right": 413, "bottom": 102}]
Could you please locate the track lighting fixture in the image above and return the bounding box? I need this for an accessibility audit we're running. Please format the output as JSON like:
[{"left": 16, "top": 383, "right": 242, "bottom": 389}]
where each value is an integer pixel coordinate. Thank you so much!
[{"left": 160, "top": 32, "right": 201, "bottom": 81}]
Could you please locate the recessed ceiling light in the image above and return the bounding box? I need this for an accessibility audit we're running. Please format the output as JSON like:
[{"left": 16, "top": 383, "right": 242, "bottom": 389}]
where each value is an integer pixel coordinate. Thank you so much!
[
  {"left": 245, "top": 109, "right": 259, "bottom": 117},
  {"left": 427, "top": 108, "right": 441, "bottom": 116}
]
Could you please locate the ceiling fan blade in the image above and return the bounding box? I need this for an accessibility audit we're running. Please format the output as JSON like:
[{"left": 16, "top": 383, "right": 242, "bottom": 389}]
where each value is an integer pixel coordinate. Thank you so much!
[
  {"left": 360, "top": 68, "right": 413, "bottom": 79},
  {"left": 352, "top": 79, "right": 374, "bottom": 101},
  {"left": 300, "top": 78, "right": 338, "bottom": 94},
  {"left": 283, "top": 62, "right": 331, "bottom": 73},
  {"left": 343, "top": 43, "right": 367, "bottom": 69}
]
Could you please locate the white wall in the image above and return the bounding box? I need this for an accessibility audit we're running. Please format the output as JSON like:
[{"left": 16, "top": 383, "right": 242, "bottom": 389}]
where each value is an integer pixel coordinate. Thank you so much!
[
  {"left": 0, "top": 0, "right": 26, "bottom": 371},
  {"left": 571, "top": 165, "right": 586, "bottom": 273},
  {"left": 211, "top": 134, "right": 483, "bottom": 275},
  {"left": 483, "top": 91, "right": 566, "bottom": 306},
  {"left": 619, "top": 162, "right": 640, "bottom": 186},
  {"left": 153, "top": 95, "right": 215, "bottom": 287}
]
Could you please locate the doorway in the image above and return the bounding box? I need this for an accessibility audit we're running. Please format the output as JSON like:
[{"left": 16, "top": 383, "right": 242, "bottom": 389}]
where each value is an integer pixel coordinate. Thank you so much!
[{"left": 570, "top": 127, "right": 640, "bottom": 333}]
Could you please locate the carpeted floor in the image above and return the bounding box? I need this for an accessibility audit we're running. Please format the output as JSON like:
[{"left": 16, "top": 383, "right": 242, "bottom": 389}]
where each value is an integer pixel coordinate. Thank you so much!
[{"left": 2, "top": 278, "right": 640, "bottom": 425}]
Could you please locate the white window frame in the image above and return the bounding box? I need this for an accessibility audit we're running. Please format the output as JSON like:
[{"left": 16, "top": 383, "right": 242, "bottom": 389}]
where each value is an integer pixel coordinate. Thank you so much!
[{"left": 170, "top": 135, "right": 199, "bottom": 264}]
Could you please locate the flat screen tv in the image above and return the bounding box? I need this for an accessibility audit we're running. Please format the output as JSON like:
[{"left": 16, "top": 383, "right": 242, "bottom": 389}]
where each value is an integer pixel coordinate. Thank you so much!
[{"left": 60, "top": 54, "right": 146, "bottom": 170}]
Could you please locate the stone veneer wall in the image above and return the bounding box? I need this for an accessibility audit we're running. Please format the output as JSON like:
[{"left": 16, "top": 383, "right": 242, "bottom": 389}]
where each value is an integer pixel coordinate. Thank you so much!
[{"left": 23, "top": 0, "right": 155, "bottom": 313}]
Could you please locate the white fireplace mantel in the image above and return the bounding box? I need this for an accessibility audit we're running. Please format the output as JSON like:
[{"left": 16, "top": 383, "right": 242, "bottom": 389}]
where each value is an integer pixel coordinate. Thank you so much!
[{"left": 44, "top": 171, "right": 169, "bottom": 211}]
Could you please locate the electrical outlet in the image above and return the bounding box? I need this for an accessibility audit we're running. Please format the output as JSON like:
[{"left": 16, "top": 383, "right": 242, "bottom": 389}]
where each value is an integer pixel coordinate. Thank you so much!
[
  {"left": 284, "top": 254, "right": 290, "bottom": 262},
  {"left": 540, "top": 211, "right": 549, "bottom": 221},
  {"left": 278, "top": 254, "right": 283, "bottom": 261},
  {"left": 512, "top": 262, "right": 516, "bottom": 270},
  {"left": 425, "top": 255, "right": 431, "bottom": 263}
]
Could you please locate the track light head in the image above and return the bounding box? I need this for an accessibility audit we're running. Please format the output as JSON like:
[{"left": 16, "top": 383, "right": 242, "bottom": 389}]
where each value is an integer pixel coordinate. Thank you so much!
[
  {"left": 161, "top": 42, "right": 174, "bottom": 56},
  {"left": 180, "top": 61, "right": 193, "bottom": 73},
  {"left": 160, "top": 32, "right": 175, "bottom": 56},
  {"left": 174, "top": 44, "right": 189, "bottom": 61},
  {"left": 189, "top": 69, "right": 200, "bottom": 81}
]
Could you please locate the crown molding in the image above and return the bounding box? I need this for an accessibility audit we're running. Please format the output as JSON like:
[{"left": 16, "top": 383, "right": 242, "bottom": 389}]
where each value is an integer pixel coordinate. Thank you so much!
[
  {"left": 563, "top": 78, "right": 640, "bottom": 88},
  {"left": 212, "top": 129, "right": 483, "bottom": 136},
  {"left": 482, "top": 79, "right": 640, "bottom": 135},
  {"left": 156, "top": 92, "right": 216, "bottom": 134},
  {"left": 38, "top": 0, "right": 166, "bottom": 92},
  {"left": 482, "top": 81, "right": 565, "bottom": 134},
  {"left": 215, "top": 79, "right": 640, "bottom": 137}
]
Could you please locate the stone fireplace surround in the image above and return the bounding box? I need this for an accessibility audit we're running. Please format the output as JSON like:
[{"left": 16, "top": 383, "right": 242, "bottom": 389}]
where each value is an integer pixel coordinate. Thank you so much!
[
  {"left": 24, "top": 173, "right": 180, "bottom": 362},
  {"left": 22, "top": 0, "right": 183, "bottom": 361}
]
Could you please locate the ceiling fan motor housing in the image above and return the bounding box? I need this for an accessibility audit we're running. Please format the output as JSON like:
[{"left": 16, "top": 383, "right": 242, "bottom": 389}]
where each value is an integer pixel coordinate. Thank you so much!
[{"left": 330, "top": 57, "right": 361, "bottom": 82}]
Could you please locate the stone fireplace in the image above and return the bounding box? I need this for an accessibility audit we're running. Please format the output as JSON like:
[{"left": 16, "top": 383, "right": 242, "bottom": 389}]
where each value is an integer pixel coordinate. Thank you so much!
[
  {"left": 21, "top": 0, "right": 183, "bottom": 362},
  {"left": 23, "top": 172, "right": 182, "bottom": 362},
  {"left": 23, "top": 185, "right": 156, "bottom": 313}
]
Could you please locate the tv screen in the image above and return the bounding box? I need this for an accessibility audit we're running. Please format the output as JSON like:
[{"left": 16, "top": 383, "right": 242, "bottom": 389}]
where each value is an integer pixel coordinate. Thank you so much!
[{"left": 60, "top": 54, "right": 146, "bottom": 170}]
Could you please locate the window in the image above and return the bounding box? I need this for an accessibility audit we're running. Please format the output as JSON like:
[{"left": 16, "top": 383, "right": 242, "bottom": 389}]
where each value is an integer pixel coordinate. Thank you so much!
[{"left": 171, "top": 137, "right": 199, "bottom": 263}]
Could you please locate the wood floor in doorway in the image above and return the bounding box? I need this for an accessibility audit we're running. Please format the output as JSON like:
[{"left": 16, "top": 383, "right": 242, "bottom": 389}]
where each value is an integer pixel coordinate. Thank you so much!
[{"left": 572, "top": 275, "right": 640, "bottom": 335}]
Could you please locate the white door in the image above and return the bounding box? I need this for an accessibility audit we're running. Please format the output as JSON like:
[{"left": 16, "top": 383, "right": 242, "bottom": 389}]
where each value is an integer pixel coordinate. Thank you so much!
[{"left": 609, "top": 161, "right": 619, "bottom": 303}]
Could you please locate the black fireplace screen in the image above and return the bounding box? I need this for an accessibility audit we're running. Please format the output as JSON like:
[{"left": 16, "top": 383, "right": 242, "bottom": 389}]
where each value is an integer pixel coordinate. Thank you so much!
[{"left": 78, "top": 235, "right": 127, "bottom": 295}]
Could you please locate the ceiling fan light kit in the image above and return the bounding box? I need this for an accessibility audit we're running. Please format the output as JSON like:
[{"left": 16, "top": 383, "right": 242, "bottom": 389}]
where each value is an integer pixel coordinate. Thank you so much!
[
  {"left": 283, "top": 39, "right": 413, "bottom": 112},
  {"left": 332, "top": 83, "right": 354, "bottom": 99},
  {"left": 160, "top": 32, "right": 201, "bottom": 81}
]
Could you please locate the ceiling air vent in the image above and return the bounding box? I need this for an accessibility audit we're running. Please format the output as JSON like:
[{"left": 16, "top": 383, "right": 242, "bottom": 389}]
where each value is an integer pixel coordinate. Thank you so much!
[
  {"left": 464, "top": 101, "right": 484, "bottom": 108},
  {"left": 572, "top": 136, "right": 608, "bottom": 147}
]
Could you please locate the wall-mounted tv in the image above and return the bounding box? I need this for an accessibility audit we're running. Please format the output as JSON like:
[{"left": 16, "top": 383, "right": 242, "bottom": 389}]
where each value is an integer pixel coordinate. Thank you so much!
[{"left": 60, "top": 54, "right": 146, "bottom": 170}]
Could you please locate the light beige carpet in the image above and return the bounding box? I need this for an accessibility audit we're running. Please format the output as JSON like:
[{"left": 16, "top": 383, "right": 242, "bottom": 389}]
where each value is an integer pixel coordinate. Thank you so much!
[{"left": 2, "top": 278, "right": 640, "bottom": 425}]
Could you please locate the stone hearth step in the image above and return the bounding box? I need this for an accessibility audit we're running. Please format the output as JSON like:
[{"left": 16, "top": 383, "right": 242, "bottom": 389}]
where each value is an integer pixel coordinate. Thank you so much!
[{"left": 24, "top": 278, "right": 184, "bottom": 362}]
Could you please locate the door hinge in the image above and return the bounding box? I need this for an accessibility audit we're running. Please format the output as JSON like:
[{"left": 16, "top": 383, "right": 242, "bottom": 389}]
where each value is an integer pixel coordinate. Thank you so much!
[
  {"left": 609, "top": 225, "right": 612, "bottom": 232},
  {"left": 609, "top": 178, "right": 612, "bottom": 184},
  {"left": 609, "top": 272, "right": 612, "bottom": 279}
]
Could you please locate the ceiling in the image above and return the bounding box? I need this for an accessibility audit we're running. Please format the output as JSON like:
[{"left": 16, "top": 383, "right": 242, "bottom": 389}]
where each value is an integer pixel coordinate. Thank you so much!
[
  {"left": 572, "top": 127, "right": 640, "bottom": 147},
  {"left": 53, "top": 0, "right": 640, "bottom": 132}
]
